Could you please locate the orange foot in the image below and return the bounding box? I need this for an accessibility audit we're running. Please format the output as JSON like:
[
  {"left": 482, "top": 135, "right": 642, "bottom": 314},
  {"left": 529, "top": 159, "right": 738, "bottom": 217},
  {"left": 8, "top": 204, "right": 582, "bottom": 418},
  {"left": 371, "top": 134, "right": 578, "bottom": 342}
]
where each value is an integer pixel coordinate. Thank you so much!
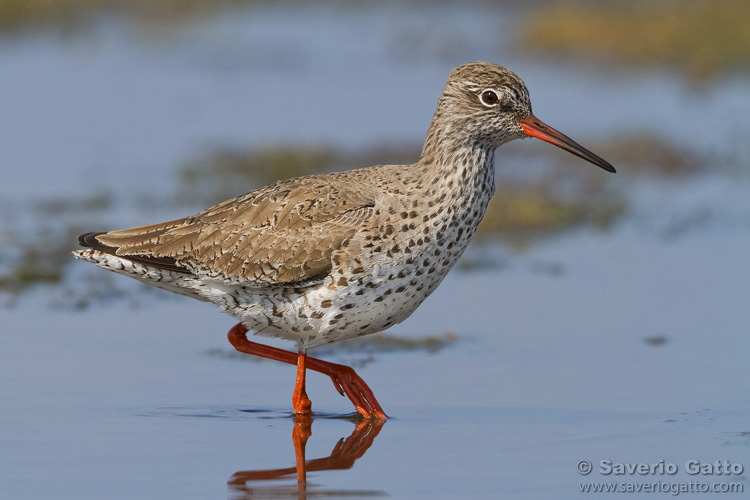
[{"left": 228, "top": 323, "right": 387, "bottom": 419}]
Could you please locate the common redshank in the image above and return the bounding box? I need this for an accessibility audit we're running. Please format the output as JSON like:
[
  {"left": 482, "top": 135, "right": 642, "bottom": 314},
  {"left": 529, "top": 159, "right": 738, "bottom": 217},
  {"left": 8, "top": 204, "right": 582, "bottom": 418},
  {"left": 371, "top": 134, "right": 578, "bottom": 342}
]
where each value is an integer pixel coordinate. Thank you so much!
[{"left": 74, "top": 62, "right": 615, "bottom": 419}]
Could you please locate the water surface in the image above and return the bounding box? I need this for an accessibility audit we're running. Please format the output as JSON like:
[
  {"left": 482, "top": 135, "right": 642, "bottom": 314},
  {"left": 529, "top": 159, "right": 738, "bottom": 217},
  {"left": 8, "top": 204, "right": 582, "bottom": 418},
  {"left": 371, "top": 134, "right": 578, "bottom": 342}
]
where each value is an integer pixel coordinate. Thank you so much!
[{"left": 1, "top": 3, "right": 748, "bottom": 499}]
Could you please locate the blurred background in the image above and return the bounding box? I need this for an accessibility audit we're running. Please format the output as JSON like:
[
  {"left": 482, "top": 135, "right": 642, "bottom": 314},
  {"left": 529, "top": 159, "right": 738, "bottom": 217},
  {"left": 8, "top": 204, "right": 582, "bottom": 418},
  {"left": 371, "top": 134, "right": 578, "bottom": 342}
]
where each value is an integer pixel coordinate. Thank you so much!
[
  {"left": 1, "top": 0, "right": 748, "bottom": 305},
  {"left": 1, "top": 1, "right": 748, "bottom": 499}
]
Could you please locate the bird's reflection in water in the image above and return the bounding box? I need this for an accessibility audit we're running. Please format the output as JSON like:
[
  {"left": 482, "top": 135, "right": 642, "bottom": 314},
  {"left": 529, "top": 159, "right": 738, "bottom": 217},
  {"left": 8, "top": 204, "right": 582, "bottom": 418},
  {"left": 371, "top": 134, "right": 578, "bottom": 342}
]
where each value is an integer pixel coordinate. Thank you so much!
[{"left": 228, "top": 415, "right": 386, "bottom": 499}]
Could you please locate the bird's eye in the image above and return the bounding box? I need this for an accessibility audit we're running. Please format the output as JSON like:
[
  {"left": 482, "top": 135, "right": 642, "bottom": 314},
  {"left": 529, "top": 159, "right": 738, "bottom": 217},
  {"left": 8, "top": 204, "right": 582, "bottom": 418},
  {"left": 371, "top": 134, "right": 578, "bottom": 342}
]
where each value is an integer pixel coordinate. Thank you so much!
[{"left": 480, "top": 89, "right": 500, "bottom": 107}]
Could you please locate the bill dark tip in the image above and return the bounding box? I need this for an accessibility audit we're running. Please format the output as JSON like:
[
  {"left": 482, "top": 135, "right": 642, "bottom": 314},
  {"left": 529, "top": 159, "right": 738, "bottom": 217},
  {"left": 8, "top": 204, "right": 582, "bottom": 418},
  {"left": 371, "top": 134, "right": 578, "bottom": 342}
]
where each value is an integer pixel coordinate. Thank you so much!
[{"left": 519, "top": 115, "right": 616, "bottom": 173}]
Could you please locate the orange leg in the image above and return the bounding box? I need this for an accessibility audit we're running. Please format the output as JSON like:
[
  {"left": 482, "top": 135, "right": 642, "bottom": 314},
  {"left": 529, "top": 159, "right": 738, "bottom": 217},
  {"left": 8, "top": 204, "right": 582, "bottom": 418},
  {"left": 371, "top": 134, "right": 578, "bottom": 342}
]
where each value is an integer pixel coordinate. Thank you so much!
[
  {"left": 228, "top": 323, "right": 387, "bottom": 419},
  {"left": 292, "top": 352, "right": 313, "bottom": 416},
  {"left": 227, "top": 417, "right": 384, "bottom": 493},
  {"left": 292, "top": 417, "right": 311, "bottom": 494}
]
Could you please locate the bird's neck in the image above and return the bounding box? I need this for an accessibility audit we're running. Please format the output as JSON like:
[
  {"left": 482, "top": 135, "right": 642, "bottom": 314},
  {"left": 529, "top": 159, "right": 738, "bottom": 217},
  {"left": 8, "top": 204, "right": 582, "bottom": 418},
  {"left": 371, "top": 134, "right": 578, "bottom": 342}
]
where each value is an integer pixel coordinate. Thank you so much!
[
  {"left": 399, "top": 123, "right": 497, "bottom": 270},
  {"left": 416, "top": 123, "right": 497, "bottom": 204}
]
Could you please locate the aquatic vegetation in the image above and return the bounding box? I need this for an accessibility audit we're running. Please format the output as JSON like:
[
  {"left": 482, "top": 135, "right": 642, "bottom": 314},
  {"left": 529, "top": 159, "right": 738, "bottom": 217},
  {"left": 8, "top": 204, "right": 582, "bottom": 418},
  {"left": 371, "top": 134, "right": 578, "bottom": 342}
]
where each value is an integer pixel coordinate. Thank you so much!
[
  {"left": 594, "top": 133, "right": 705, "bottom": 177},
  {"left": 5, "top": 0, "right": 748, "bottom": 88},
  {"left": 0, "top": 195, "right": 111, "bottom": 298},
  {"left": 207, "top": 331, "right": 459, "bottom": 367},
  {"left": 177, "top": 142, "right": 627, "bottom": 244},
  {"left": 182, "top": 132, "right": 720, "bottom": 245},
  {"left": 0, "top": 131, "right": 707, "bottom": 308},
  {"left": 3, "top": 247, "right": 65, "bottom": 287},
  {"left": 0, "top": 227, "right": 76, "bottom": 293},
  {"left": 478, "top": 185, "right": 626, "bottom": 242},
  {"left": 519, "top": 0, "right": 750, "bottom": 82},
  {"left": 0, "top": 0, "right": 254, "bottom": 34},
  {"left": 317, "top": 330, "right": 459, "bottom": 355},
  {"left": 177, "top": 144, "right": 418, "bottom": 206}
]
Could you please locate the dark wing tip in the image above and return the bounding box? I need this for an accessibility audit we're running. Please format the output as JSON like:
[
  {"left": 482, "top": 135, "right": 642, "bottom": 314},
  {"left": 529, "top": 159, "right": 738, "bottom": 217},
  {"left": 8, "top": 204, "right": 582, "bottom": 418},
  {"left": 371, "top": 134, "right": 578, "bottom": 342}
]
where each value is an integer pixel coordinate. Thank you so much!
[
  {"left": 78, "top": 231, "right": 107, "bottom": 249},
  {"left": 76, "top": 231, "right": 189, "bottom": 274}
]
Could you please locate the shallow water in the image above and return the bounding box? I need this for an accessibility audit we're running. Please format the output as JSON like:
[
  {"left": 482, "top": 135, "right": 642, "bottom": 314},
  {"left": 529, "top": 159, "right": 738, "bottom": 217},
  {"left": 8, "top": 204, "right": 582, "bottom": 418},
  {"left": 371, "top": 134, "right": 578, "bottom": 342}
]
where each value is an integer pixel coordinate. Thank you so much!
[
  {"left": 1, "top": 2, "right": 749, "bottom": 499},
  {"left": 3, "top": 216, "right": 749, "bottom": 498}
]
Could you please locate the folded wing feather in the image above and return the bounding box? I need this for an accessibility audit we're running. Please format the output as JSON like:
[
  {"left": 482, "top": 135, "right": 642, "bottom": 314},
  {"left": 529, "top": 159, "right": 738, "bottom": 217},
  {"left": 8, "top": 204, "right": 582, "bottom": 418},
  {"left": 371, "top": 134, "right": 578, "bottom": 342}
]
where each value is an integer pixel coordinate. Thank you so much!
[{"left": 81, "top": 175, "right": 377, "bottom": 287}]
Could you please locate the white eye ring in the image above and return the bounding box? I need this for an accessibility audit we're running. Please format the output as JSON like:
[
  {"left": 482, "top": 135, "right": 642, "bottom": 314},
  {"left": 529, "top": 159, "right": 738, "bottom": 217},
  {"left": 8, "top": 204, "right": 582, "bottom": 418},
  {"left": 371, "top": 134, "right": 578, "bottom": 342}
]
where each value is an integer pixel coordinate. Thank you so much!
[{"left": 480, "top": 89, "right": 500, "bottom": 107}]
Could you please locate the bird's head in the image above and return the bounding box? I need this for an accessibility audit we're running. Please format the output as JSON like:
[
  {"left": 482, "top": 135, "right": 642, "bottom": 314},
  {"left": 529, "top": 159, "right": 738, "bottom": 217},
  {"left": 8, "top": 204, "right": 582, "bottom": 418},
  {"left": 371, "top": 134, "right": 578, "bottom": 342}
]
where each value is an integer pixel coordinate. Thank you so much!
[{"left": 436, "top": 62, "right": 615, "bottom": 173}]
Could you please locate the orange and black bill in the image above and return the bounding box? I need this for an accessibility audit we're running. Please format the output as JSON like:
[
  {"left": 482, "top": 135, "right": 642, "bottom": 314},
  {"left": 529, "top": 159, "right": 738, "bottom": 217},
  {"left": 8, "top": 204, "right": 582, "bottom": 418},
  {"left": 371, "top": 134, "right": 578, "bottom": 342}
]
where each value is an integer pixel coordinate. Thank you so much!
[{"left": 519, "top": 114, "right": 616, "bottom": 173}]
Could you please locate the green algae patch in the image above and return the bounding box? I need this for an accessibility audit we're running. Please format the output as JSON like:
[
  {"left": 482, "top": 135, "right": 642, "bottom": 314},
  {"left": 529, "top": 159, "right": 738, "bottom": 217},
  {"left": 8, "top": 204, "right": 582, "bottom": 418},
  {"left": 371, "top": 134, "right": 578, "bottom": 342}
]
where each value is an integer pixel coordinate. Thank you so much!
[
  {"left": 478, "top": 186, "right": 625, "bottom": 243},
  {"left": 178, "top": 141, "right": 633, "bottom": 244},
  {"left": 519, "top": 0, "right": 750, "bottom": 83},
  {"left": 206, "top": 331, "right": 460, "bottom": 367},
  {"left": 0, "top": 0, "right": 256, "bottom": 35},
  {"left": 2, "top": 131, "right": 708, "bottom": 307},
  {"left": 177, "top": 144, "right": 418, "bottom": 205}
]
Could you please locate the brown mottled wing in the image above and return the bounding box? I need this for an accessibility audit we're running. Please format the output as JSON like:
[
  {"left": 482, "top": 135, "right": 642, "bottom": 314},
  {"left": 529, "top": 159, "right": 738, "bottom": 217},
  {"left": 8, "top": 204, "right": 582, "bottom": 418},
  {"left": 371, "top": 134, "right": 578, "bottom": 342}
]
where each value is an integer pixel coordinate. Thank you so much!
[{"left": 85, "top": 175, "right": 376, "bottom": 287}]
